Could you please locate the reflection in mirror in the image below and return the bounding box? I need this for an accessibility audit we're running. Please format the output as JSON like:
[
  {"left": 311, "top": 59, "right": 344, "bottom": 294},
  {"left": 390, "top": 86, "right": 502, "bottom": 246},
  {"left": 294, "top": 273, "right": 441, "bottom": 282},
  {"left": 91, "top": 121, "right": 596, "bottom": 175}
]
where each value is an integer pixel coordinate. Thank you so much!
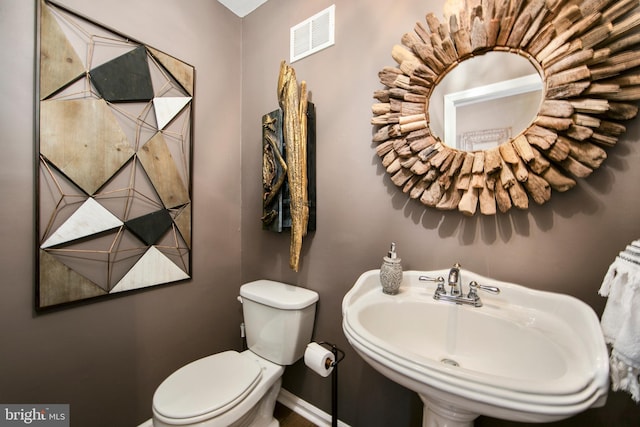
[{"left": 429, "top": 52, "right": 543, "bottom": 151}]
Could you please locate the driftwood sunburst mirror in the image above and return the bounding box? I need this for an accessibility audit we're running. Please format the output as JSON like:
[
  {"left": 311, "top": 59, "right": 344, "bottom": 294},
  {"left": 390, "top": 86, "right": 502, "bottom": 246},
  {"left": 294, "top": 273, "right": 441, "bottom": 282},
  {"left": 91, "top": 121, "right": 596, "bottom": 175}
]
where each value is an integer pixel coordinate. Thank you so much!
[{"left": 373, "top": 0, "right": 640, "bottom": 215}]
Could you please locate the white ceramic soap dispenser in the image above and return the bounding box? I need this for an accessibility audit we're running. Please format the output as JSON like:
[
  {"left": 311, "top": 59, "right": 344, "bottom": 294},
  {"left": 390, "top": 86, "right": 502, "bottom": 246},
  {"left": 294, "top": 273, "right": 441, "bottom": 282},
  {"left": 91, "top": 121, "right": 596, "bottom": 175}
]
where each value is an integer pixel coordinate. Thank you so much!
[{"left": 380, "top": 242, "right": 403, "bottom": 294}]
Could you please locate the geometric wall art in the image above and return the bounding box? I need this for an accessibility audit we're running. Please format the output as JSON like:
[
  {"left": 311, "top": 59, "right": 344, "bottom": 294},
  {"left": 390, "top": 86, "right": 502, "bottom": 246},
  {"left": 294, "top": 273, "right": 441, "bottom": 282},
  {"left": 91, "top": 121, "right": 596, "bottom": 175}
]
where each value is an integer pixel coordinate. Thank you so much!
[{"left": 36, "top": 0, "right": 193, "bottom": 309}]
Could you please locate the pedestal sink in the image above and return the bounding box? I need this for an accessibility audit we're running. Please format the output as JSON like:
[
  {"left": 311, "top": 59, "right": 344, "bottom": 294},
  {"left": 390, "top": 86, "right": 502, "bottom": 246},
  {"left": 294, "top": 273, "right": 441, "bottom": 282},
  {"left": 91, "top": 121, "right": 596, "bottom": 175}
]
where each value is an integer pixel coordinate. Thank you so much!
[{"left": 342, "top": 269, "right": 609, "bottom": 427}]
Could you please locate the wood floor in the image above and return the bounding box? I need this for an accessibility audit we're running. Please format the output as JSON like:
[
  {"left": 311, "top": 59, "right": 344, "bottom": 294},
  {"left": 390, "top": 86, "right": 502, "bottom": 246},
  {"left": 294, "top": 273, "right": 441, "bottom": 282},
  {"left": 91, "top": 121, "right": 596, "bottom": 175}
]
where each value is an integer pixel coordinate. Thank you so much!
[{"left": 274, "top": 402, "right": 319, "bottom": 427}]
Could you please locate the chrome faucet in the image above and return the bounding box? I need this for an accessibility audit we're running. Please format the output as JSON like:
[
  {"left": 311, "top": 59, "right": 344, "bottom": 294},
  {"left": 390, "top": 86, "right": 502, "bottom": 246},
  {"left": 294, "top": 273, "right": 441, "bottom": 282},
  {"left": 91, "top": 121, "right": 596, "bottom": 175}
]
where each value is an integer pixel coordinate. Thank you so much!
[
  {"left": 448, "top": 262, "right": 462, "bottom": 296},
  {"left": 419, "top": 263, "right": 500, "bottom": 307}
]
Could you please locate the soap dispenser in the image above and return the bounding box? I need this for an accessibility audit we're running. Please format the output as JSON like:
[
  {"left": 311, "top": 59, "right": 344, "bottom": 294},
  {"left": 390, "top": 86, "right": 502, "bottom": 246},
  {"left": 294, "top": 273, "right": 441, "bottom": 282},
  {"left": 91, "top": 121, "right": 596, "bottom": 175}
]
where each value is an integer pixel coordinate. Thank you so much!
[{"left": 380, "top": 242, "right": 403, "bottom": 294}]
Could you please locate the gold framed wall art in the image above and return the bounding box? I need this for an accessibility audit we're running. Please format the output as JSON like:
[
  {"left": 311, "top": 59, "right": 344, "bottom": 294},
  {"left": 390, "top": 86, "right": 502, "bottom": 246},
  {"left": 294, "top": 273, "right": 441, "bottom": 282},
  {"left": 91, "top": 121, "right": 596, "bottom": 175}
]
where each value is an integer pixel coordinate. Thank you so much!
[{"left": 36, "top": 0, "right": 194, "bottom": 309}]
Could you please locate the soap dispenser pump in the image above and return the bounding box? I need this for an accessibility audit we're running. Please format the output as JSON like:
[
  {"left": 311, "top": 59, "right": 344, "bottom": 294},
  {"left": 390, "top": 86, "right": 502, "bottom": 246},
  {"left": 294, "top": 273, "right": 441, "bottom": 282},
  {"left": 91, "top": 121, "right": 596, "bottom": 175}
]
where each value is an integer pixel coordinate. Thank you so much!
[{"left": 380, "top": 242, "right": 403, "bottom": 294}]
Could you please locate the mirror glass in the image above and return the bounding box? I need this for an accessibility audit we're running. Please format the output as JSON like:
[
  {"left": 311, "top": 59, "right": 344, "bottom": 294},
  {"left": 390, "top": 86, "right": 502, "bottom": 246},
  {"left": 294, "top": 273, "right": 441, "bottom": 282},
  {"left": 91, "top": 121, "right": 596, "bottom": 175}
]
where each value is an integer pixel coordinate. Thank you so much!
[{"left": 428, "top": 52, "right": 543, "bottom": 151}]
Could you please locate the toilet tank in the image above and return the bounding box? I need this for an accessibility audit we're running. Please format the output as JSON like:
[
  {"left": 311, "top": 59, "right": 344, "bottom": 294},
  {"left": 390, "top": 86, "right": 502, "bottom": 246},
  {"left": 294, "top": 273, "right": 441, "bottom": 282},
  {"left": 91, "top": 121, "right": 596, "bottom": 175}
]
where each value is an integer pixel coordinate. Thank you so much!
[{"left": 240, "top": 280, "right": 319, "bottom": 365}]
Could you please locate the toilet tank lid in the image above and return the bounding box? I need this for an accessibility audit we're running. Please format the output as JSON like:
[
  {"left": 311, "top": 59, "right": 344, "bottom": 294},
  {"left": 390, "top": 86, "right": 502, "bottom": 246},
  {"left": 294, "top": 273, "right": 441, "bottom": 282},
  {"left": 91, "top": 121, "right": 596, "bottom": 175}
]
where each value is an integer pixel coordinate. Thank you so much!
[{"left": 240, "top": 280, "right": 319, "bottom": 309}]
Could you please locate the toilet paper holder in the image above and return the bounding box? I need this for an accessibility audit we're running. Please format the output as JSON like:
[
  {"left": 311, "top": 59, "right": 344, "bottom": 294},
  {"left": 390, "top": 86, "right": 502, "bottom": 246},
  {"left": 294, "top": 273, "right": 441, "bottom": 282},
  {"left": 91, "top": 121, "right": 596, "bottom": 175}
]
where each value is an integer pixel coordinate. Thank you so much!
[
  {"left": 307, "top": 341, "right": 344, "bottom": 427},
  {"left": 315, "top": 341, "right": 345, "bottom": 369}
]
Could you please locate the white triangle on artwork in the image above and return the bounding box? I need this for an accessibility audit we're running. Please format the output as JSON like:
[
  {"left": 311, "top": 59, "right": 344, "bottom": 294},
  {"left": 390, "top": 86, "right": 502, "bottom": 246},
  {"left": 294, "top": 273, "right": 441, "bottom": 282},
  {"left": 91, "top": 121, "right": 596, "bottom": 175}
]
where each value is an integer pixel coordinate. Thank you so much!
[
  {"left": 110, "top": 246, "right": 189, "bottom": 293},
  {"left": 153, "top": 97, "right": 191, "bottom": 130},
  {"left": 41, "top": 198, "right": 123, "bottom": 248}
]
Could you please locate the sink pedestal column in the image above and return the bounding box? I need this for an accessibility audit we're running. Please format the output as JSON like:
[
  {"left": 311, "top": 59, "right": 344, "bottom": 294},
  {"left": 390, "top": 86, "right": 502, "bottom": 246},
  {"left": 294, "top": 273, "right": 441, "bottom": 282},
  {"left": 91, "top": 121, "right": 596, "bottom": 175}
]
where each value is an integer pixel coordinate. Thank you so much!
[{"left": 420, "top": 395, "right": 478, "bottom": 427}]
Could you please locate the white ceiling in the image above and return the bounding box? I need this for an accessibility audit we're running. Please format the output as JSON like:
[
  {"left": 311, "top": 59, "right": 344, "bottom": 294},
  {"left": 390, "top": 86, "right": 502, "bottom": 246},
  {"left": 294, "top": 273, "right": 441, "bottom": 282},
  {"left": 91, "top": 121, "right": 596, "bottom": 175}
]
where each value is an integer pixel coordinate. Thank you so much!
[{"left": 216, "top": 0, "right": 269, "bottom": 17}]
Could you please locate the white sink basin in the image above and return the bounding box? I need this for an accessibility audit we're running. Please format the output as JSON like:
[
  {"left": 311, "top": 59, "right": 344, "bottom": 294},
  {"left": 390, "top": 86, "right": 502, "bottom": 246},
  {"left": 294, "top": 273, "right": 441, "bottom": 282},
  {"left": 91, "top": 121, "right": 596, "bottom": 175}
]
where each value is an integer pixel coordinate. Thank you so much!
[{"left": 342, "top": 269, "right": 609, "bottom": 426}]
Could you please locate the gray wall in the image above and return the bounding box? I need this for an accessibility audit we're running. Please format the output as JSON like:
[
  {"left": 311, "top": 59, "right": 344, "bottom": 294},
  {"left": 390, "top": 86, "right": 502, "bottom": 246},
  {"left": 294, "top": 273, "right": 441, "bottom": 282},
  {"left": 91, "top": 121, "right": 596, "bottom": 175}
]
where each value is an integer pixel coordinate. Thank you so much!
[
  {"left": 240, "top": 0, "right": 640, "bottom": 426},
  {"left": 0, "top": 1, "right": 243, "bottom": 426}
]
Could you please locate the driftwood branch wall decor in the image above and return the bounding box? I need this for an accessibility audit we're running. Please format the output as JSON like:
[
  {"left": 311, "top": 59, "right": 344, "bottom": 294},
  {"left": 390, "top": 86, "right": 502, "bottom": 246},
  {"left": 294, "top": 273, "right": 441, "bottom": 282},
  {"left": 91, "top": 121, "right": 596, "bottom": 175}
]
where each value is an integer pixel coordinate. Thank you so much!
[
  {"left": 262, "top": 61, "right": 316, "bottom": 272},
  {"left": 36, "top": 0, "right": 193, "bottom": 309},
  {"left": 373, "top": 0, "right": 640, "bottom": 215}
]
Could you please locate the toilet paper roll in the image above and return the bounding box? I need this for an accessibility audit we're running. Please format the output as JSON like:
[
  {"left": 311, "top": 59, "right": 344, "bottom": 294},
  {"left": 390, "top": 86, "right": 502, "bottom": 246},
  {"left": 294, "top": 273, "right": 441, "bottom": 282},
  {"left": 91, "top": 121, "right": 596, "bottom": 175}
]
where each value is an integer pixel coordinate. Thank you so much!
[{"left": 304, "top": 342, "right": 335, "bottom": 377}]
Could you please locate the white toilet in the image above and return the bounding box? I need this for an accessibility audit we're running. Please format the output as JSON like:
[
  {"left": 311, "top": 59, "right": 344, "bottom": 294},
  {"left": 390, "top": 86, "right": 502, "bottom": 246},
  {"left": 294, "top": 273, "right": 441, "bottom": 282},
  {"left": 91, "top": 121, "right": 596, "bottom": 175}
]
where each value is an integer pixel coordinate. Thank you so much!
[{"left": 151, "top": 280, "right": 319, "bottom": 427}]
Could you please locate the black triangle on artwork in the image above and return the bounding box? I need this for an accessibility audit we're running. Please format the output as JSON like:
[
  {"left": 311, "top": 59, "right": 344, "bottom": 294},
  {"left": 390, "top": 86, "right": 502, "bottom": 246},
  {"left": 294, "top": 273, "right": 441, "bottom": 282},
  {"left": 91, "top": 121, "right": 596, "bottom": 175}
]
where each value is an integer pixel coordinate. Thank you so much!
[
  {"left": 125, "top": 209, "right": 173, "bottom": 246},
  {"left": 90, "top": 45, "right": 154, "bottom": 102}
]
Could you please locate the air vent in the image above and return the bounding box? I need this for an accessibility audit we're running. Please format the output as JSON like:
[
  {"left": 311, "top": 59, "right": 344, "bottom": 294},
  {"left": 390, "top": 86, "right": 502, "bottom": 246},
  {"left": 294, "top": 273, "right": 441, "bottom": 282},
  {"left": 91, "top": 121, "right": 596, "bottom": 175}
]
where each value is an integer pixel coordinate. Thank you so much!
[{"left": 290, "top": 5, "right": 335, "bottom": 63}]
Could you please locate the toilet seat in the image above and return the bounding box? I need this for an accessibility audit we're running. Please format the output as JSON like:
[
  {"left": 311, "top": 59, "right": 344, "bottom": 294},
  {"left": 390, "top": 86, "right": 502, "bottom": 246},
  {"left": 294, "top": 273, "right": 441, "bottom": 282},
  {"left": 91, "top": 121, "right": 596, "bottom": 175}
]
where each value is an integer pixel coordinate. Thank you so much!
[{"left": 153, "top": 351, "right": 262, "bottom": 423}]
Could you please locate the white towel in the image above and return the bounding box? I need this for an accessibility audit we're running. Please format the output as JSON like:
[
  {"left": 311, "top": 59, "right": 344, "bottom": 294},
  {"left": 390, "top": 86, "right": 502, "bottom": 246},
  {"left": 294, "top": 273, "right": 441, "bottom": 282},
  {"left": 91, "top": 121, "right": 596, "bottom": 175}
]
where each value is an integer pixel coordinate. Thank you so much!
[{"left": 599, "top": 250, "right": 640, "bottom": 403}]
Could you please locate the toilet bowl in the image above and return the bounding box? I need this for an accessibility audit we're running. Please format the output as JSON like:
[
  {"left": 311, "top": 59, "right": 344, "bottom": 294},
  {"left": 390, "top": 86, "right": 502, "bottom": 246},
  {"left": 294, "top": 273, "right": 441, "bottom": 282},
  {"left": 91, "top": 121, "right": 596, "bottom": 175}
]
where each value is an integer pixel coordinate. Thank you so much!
[
  {"left": 150, "top": 280, "right": 319, "bottom": 427},
  {"left": 152, "top": 350, "right": 284, "bottom": 427}
]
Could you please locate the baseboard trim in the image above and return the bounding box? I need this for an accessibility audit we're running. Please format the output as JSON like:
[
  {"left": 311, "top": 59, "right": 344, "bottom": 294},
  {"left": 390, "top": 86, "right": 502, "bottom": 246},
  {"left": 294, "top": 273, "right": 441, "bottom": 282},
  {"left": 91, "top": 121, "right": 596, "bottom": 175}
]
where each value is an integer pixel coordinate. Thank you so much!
[{"left": 277, "top": 388, "right": 350, "bottom": 427}]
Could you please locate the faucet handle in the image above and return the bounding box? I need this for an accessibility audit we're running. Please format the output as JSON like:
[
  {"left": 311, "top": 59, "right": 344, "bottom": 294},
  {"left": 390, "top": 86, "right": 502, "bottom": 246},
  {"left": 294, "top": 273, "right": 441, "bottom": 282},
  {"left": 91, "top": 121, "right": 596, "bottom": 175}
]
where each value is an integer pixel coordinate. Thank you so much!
[
  {"left": 467, "top": 281, "right": 500, "bottom": 297},
  {"left": 419, "top": 276, "right": 445, "bottom": 284},
  {"left": 419, "top": 276, "right": 446, "bottom": 295}
]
